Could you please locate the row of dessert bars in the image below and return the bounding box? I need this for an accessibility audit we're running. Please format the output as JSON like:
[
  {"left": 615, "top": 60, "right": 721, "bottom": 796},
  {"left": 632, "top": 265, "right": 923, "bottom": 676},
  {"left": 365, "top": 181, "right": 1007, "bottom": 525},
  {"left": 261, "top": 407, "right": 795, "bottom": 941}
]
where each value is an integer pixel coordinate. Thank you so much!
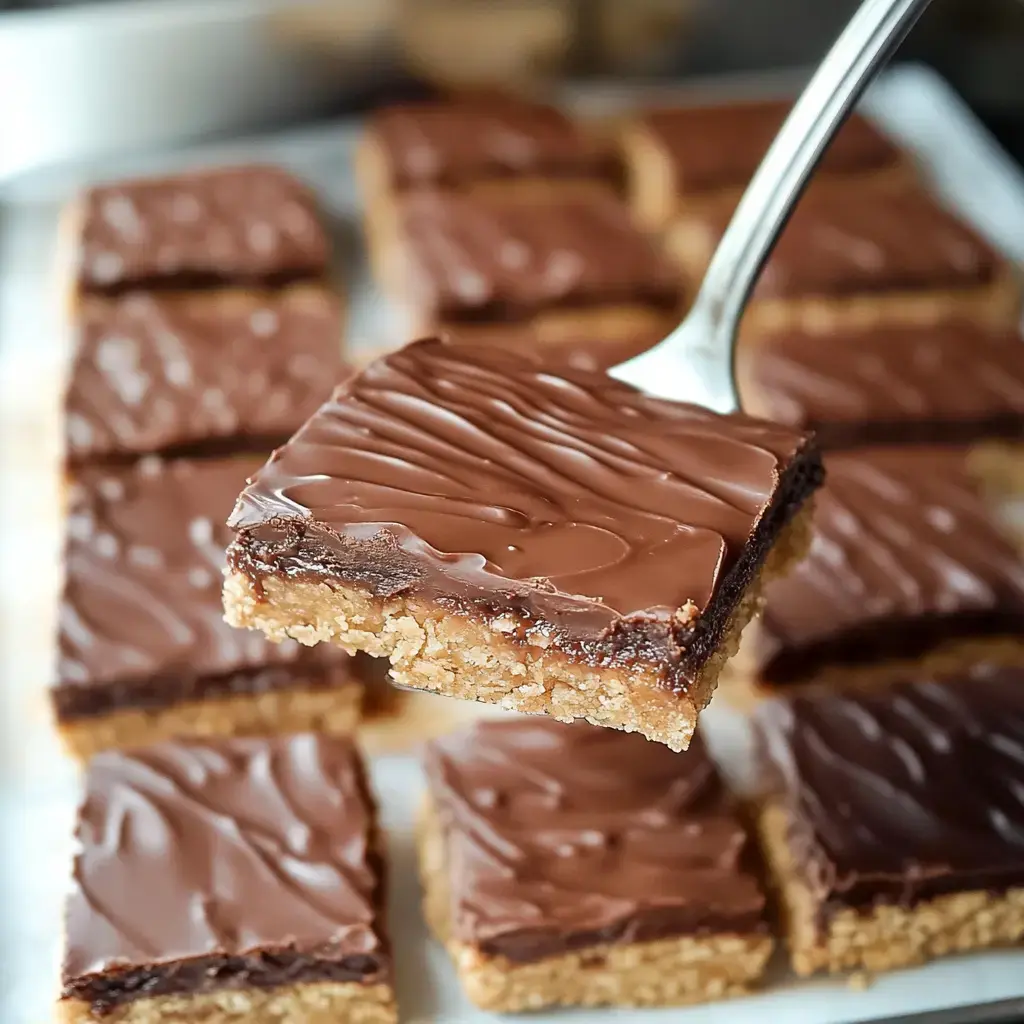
[
  {"left": 228, "top": 90, "right": 1024, "bottom": 997},
  {"left": 51, "top": 90, "right": 1024, "bottom": 1023},
  {"left": 55, "top": 166, "right": 396, "bottom": 762}
]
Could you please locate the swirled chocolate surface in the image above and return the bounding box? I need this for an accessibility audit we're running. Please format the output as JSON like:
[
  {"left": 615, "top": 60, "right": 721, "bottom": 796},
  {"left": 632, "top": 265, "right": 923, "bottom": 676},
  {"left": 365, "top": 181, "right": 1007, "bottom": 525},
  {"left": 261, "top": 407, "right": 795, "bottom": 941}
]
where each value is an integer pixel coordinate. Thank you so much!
[
  {"left": 66, "top": 287, "right": 344, "bottom": 462},
  {"left": 696, "top": 184, "right": 1001, "bottom": 299},
  {"left": 755, "top": 665, "right": 1024, "bottom": 914},
  {"left": 370, "top": 95, "right": 613, "bottom": 189},
  {"left": 227, "top": 340, "right": 822, "bottom": 687},
  {"left": 76, "top": 165, "right": 330, "bottom": 294},
  {"left": 57, "top": 455, "right": 352, "bottom": 720},
  {"left": 740, "top": 321, "right": 1024, "bottom": 448},
  {"left": 62, "top": 734, "right": 388, "bottom": 1013},
  {"left": 641, "top": 101, "right": 900, "bottom": 193},
  {"left": 396, "top": 191, "right": 681, "bottom": 322},
  {"left": 424, "top": 718, "right": 767, "bottom": 960},
  {"left": 751, "top": 446, "right": 1024, "bottom": 684}
]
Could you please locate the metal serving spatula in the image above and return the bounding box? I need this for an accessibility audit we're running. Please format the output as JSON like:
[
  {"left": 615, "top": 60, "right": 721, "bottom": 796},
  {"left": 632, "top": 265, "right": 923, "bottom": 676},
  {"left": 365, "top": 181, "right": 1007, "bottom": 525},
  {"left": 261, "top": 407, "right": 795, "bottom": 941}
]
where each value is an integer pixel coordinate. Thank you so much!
[{"left": 610, "top": 0, "right": 933, "bottom": 410}]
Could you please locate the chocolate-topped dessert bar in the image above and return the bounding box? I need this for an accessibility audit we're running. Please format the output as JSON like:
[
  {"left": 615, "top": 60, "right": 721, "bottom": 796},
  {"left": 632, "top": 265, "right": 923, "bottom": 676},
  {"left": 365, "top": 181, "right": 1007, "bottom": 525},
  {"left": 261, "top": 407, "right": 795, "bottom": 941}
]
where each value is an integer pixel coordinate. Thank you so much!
[
  {"left": 356, "top": 94, "right": 615, "bottom": 209},
  {"left": 421, "top": 719, "right": 773, "bottom": 1010},
  {"left": 223, "top": 340, "right": 823, "bottom": 751},
  {"left": 65, "top": 165, "right": 331, "bottom": 300},
  {"left": 371, "top": 189, "right": 681, "bottom": 358},
  {"left": 669, "top": 181, "right": 1020, "bottom": 338},
  {"left": 65, "top": 287, "right": 343, "bottom": 463},
  {"left": 55, "top": 455, "right": 362, "bottom": 759},
  {"left": 753, "top": 667, "right": 1024, "bottom": 976},
  {"left": 736, "top": 445, "right": 1024, "bottom": 693},
  {"left": 739, "top": 320, "right": 1024, "bottom": 448},
  {"left": 58, "top": 733, "right": 395, "bottom": 1024},
  {"left": 622, "top": 99, "right": 907, "bottom": 230}
]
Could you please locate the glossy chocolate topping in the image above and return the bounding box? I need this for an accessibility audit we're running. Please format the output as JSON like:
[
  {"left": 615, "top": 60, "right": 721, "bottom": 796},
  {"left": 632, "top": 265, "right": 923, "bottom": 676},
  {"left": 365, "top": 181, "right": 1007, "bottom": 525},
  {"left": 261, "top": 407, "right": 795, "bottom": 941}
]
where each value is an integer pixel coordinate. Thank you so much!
[
  {"left": 396, "top": 191, "right": 680, "bottom": 322},
  {"left": 370, "top": 96, "right": 612, "bottom": 188},
  {"left": 642, "top": 101, "right": 900, "bottom": 193},
  {"left": 62, "top": 734, "right": 388, "bottom": 1013},
  {"left": 76, "top": 165, "right": 330, "bottom": 294},
  {"left": 66, "top": 288, "right": 344, "bottom": 462},
  {"left": 698, "top": 185, "right": 1001, "bottom": 299},
  {"left": 741, "top": 321, "right": 1024, "bottom": 448},
  {"left": 57, "top": 455, "right": 351, "bottom": 718},
  {"left": 755, "top": 665, "right": 1024, "bottom": 915},
  {"left": 228, "top": 340, "right": 822, "bottom": 686},
  {"left": 752, "top": 446, "right": 1024, "bottom": 684},
  {"left": 425, "top": 719, "right": 767, "bottom": 961}
]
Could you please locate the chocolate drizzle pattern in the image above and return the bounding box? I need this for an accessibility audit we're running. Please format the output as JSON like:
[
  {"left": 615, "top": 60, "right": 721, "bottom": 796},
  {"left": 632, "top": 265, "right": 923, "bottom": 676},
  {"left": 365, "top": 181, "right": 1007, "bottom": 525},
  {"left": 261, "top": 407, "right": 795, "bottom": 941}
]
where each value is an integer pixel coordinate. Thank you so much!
[
  {"left": 397, "top": 192, "right": 680, "bottom": 321},
  {"left": 741, "top": 321, "right": 1024, "bottom": 447},
  {"left": 643, "top": 102, "right": 899, "bottom": 192},
  {"left": 228, "top": 340, "right": 821, "bottom": 678},
  {"left": 698, "top": 185, "right": 1001, "bottom": 299},
  {"left": 753, "top": 446, "right": 1024, "bottom": 683},
  {"left": 425, "top": 719, "right": 767, "bottom": 961},
  {"left": 755, "top": 667, "right": 1024, "bottom": 913},
  {"left": 66, "top": 288, "right": 344, "bottom": 461},
  {"left": 371, "top": 96, "right": 612, "bottom": 188},
  {"left": 77, "top": 166, "right": 329, "bottom": 293},
  {"left": 58, "top": 456, "right": 349, "bottom": 716},
  {"left": 62, "top": 734, "right": 388, "bottom": 1012}
]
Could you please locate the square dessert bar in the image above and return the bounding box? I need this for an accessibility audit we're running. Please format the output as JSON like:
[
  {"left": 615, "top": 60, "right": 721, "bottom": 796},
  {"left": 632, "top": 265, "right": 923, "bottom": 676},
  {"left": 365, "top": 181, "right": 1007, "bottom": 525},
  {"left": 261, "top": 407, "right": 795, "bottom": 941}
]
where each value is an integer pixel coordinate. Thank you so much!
[
  {"left": 65, "top": 286, "right": 343, "bottom": 463},
  {"left": 58, "top": 733, "right": 395, "bottom": 1024},
  {"left": 356, "top": 94, "right": 615, "bottom": 208},
  {"left": 372, "top": 189, "right": 681, "bottom": 357},
  {"left": 621, "top": 99, "right": 907, "bottom": 230},
  {"left": 753, "top": 666, "right": 1024, "bottom": 976},
  {"left": 736, "top": 445, "right": 1024, "bottom": 693},
  {"left": 55, "top": 455, "right": 361, "bottom": 759},
  {"left": 223, "top": 339, "right": 823, "bottom": 751},
  {"left": 668, "top": 181, "right": 1020, "bottom": 339},
  {"left": 738, "top": 320, "right": 1024, "bottom": 449},
  {"left": 64, "top": 164, "right": 331, "bottom": 300},
  {"left": 421, "top": 719, "right": 773, "bottom": 1011}
]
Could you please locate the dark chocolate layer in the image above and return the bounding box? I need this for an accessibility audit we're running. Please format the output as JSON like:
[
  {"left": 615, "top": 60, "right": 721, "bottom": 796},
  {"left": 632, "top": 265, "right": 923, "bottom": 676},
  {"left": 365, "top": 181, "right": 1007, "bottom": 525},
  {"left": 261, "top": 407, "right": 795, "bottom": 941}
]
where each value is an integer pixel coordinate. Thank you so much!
[
  {"left": 370, "top": 95, "right": 613, "bottom": 189},
  {"left": 228, "top": 340, "right": 822, "bottom": 691},
  {"left": 642, "top": 101, "right": 900, "bottom": 193},
  {"left": 752, "top": 446, "right": 1024, "bottom": 685},
  {"left": 65, "top": 288, "right": 344, "bottom": 462},
  {"left": 396, "top": 191, "right": 681, "bottom": 322},
  {"left": 62, "top": 734, "right": 388, "bottom": 1014},
  {"left": 696, "top": 183, "right": 1001, "bottom": 299},
  {"left": 75, "top": 165, "right": 330, "bottom": 294},
  {"left": 755, "top": 665, "right": 1024, "bottom": 919},
  {"left": 425, "top": 719, "right": 767, "bottom": 961},
  {"left": 57, "top": 455, "right": 353, "bottom": 720},
  {"left": 741, "top": 321, "right": 1024, "bottom": 448}
]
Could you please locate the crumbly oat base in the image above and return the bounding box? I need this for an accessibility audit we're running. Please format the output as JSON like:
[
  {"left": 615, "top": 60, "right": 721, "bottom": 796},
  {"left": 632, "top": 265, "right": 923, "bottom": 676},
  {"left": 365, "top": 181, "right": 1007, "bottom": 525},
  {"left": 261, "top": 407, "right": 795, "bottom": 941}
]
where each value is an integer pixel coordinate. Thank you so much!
[
  {"left": 719, "top": 619, "right": 1024, "bottom": 708},
  {"left": 666, "top": 216, "right": 1022, "bottom": 339},
  {"left": 416, "top": 797, "right": 772, "bottom": 1011},
  {"left": 56, "top": 684, "right": 363, "bottom": 761},
  {"left": 757, "top": 803, "right": 1024, "bottom": 976},
  {"left": 969, "top": 441, "right": 1024, "bottom": 499},
  {"left": 224, "top": 506, "right": 812, "bottom": 751},
  {"left": 57, "top": 980, "right": 396, "bottom": 1024}
]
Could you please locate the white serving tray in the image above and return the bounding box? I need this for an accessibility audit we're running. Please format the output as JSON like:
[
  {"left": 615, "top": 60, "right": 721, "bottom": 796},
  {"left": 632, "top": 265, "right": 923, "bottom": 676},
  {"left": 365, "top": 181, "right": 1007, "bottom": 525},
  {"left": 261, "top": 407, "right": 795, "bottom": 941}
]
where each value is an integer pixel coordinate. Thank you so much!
[{"left": 2, "top": 64, "right": 1024, "bottom": 1024}]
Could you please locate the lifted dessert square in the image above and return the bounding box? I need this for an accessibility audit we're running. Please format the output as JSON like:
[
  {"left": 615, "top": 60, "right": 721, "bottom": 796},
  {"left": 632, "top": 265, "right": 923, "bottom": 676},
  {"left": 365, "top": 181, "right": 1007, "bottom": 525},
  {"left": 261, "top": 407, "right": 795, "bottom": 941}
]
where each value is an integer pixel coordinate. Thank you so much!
[
  {"left": 224, "top": 340, "right": 822, "bottom": 751},
  {"left": 421, "top": 718, "right": 773, "bottom": 1011},
  {"left": 57, "top": 733, "right": 395, "bottom": 1024}
]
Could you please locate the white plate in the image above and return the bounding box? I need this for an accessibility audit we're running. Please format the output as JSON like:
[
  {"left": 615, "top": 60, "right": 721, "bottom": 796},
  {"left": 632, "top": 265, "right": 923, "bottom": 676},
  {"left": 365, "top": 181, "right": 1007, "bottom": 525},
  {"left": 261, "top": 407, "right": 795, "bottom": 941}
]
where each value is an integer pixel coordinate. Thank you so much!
[{"left": 2, "top": 63, "right": 1024, "bottom": 1024}]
